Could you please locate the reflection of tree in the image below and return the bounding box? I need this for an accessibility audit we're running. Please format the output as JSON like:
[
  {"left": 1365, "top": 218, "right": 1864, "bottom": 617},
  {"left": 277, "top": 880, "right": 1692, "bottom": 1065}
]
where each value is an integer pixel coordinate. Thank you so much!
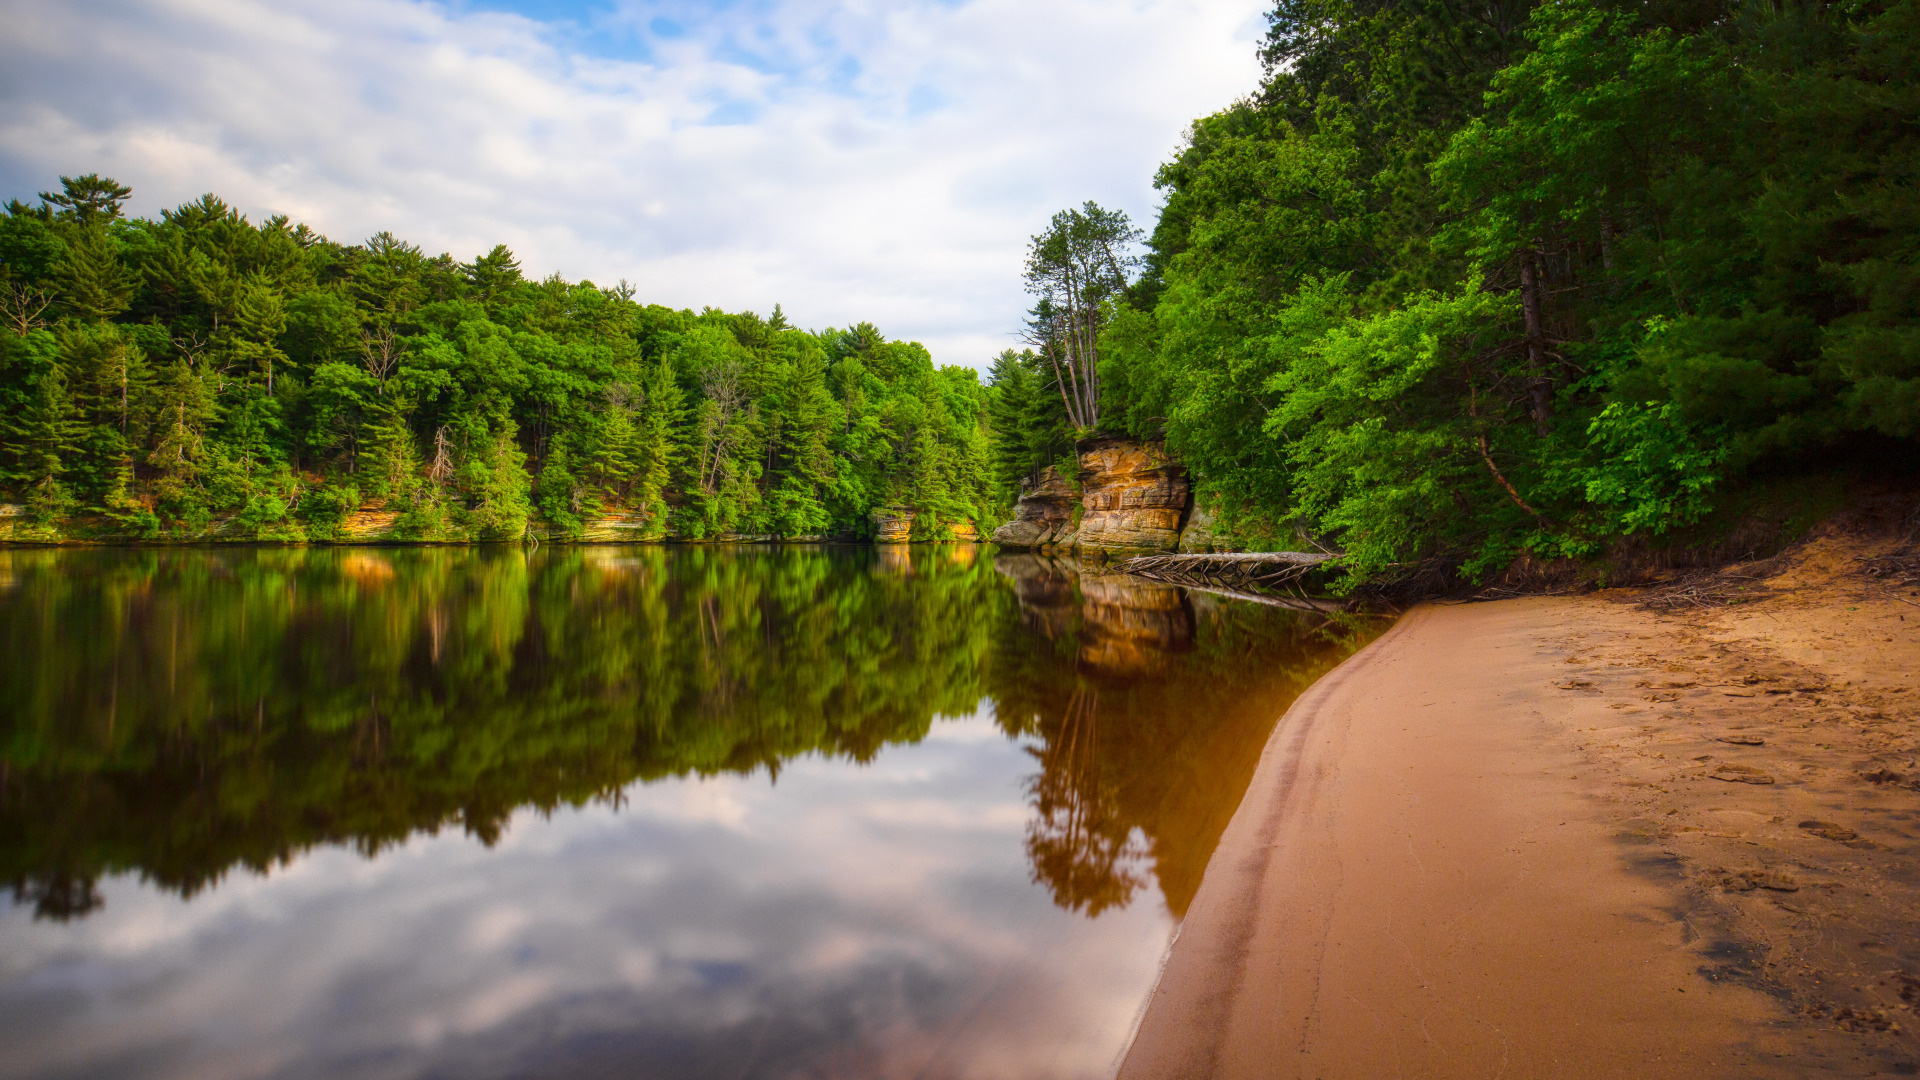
[
  {"left": 0, "top": 545, "right": 1388, "bottom": 926},
  {"left": 991, "top": 554, "right": 1388, "bottom": 919},
  {"left": 12, "top": 871, "right": 101, "bottom": 922},
  {"left": 1023, "top": 683, "right": 1148, "bottom": 916},
  {"left": 0, "top": 545, "right": 999, "bottom": 919}
]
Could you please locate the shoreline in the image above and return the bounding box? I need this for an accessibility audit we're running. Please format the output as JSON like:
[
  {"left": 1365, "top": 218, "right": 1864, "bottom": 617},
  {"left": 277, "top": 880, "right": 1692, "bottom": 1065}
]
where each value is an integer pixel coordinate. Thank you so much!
[
  {"left": 1119, "top": 532, "right": 1920, "bottom": 1079},
  {"left": 0, "top": 536, "right": 982, "bottom": 548}
]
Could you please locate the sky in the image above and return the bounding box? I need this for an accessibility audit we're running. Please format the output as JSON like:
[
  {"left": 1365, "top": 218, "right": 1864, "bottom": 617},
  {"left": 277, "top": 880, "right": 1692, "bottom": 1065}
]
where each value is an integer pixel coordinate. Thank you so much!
[{"left": 0, "top": 0, "right": 1270, "bottom": 369}]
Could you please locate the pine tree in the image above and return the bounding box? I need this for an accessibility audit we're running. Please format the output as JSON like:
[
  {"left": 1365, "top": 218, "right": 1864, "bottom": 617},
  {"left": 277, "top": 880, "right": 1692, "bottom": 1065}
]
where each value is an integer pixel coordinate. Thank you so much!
[
  {"left": 0, "top": 363, "right": 83, "bottom": 520},
  {"left": 38, "top": 174, "right": 131, "bottom": 226},
  {"left": 146, "top": 361, "right": 218, "bottom": 532},
  {"left": 54, "top": 227, "right": 133, "bottom": 323},
  {"left": 632, "top": 355, "right": 686, "bottom": 537}
]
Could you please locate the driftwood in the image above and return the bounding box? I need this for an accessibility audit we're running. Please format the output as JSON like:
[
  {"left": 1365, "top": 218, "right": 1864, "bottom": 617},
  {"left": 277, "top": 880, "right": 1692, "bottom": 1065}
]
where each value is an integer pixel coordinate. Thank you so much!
[
  {"left": 1148, "top": 579, "right": 1344, "bottom": 613},
  {"left": 1117, "top": 551, "right": 1336, "bottom": 595}
]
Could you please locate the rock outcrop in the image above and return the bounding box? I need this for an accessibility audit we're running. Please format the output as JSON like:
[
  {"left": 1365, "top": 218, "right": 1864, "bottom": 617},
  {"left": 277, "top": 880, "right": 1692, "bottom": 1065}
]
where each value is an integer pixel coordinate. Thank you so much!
[
  {"left": 870, "top": 505, "right": 915, "bottom": 543},
  {"left": 338, "top": 508, "right": 401, "bottom": 541},
  {"left": 1176, "top": 504, "right": 1225, "bottom": 554},
  {"left": 1073, "top": 436, "right": 1189, "bottom": 554},
  {"left": 576, "top": 511, "right": 664, "bottom": 542},
  {"left": 989, "top": 466, "right": 1078, "bottom": 548},
  {"left": 990, "top": 439, "right": 1244, "bottom": 555}
]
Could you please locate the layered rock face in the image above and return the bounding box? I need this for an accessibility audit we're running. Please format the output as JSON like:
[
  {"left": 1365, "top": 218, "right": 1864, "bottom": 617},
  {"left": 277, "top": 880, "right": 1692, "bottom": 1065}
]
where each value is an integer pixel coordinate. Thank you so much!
[
  {"left": 1073, "top": 437, "right": 1189, "bottom": 554},
  {"left": 992, "top": 553, "right": 1080, "bottom": 639},
  {"left": 870, "top": 505, "right": 915, "bottom": 543},
  {"left": 988, "top": 466, "right": 1079, "bottom": 548}
]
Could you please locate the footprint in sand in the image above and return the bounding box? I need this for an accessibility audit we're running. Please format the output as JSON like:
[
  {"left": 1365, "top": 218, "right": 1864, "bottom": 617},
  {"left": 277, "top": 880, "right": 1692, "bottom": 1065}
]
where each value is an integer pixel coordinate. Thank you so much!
[
  {"left": 1797, "top": 820, "right": 1860, "bottom": 842},
  {"left": 1720, "top": 868, "right": 1800, "bottom": 892}
]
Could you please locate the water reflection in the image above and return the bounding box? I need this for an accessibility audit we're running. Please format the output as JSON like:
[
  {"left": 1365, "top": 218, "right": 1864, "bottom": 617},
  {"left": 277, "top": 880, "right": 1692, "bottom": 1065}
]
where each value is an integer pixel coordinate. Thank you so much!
[
  {"left": 0, "top": 545, "right": 1379, "bottom": 1079},
  {"left": 990, "top": 555, "right": 1369, "bottom": 917}
]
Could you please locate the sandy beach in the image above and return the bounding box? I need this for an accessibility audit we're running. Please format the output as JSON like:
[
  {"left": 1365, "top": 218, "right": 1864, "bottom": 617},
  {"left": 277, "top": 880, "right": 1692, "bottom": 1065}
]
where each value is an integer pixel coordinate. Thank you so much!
[{"left": 1119, "top": 532, "right": 1920, "bottom": 1079}]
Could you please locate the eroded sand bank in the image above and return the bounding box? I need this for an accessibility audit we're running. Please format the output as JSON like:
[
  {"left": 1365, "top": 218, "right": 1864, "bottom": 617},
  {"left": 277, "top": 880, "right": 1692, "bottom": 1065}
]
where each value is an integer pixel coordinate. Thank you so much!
[{"left": 1119, "top": 534, "right": 1920, "bottom": 1079}]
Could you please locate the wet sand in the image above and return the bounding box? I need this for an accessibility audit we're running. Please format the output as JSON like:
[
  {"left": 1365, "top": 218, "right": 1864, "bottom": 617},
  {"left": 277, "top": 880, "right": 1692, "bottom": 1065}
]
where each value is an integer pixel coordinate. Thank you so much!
[{"left": 1119, "top": 534, "right": 1920, "bottom": 1079}]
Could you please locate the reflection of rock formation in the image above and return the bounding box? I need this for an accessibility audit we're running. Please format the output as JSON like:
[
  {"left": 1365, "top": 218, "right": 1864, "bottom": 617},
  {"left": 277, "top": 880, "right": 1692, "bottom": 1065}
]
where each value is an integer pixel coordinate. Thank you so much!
[
  {"left": 991, "top": 555, "right": 1374, "bottom": 922},
  {"left": 338, "top": 552, "right": 397, "bottom": 587},
  {"left": 1076, "top": 573, "right": 1193, "bottom": 676},
  {"left": 1075, "top": 437, "right": 1189, "bottom": 554},
  {"left": 876, "top": 544, "right": 913, "bottom": 575},
  {"left": 992, "top": 556, "right": 1195, "bottom": 676},
  {"left": 989, "top": 466, "right": 1077, "bottom": 548},
  {"left": 993, "top": 554, "right": 1079, "bottom": 640}
]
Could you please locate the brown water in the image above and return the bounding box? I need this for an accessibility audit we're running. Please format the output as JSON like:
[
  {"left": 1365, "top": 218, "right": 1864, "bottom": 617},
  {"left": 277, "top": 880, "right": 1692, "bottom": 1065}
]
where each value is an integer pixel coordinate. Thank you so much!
[{"left": 0, "top": 544, "right": 1380, "bottom": 1080}]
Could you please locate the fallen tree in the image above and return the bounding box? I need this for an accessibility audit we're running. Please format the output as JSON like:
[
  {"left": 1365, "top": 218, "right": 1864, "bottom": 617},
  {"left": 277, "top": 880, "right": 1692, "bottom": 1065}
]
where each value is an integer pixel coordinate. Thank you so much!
[{"left": 1116, "top": 551, "right": 1335, "bottom": 594}]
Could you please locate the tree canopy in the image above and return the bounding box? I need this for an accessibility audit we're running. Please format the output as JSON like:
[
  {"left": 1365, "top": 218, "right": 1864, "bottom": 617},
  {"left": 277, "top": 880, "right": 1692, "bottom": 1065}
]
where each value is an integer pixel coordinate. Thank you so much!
[
  {"left": 0, "top": 179, "right": 999, "bottom": 542},
  {"left": 994, "top": 0, "right": 1920, "bottom": 587}
]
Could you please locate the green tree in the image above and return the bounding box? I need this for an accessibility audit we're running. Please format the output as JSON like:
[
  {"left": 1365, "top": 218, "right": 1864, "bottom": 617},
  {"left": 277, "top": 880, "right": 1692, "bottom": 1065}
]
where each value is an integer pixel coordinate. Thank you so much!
[{"left": 1022, "top": 203, "right": 1141, "bottom": 431}]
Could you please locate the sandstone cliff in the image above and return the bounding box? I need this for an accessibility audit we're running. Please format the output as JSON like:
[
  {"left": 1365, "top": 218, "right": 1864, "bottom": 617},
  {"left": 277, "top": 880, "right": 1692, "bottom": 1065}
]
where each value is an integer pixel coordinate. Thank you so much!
[
  {"left": 990, "top": 436, "right": 1195, "bottom": 555},
  {"left": 988, "top": 466, "right": 1079, "bottom": 548},
  {"left": 1073, "top": 436, "right": 1189, "bottom": 554},
  {"left": 869, "top": 505, "right": 915, "bottom": 543}
]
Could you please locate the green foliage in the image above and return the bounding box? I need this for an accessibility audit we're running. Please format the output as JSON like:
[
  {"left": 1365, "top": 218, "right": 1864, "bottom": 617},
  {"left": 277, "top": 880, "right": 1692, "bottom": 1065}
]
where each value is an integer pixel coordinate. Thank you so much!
[
  {"left": 0, "top": 182, "right": 997, "bottom": 541},
  {"left": 1005, "top": 0, "right": 1920, "bottom": 588},
  {"left": 1577, "top": 401, "right": 1727, "bottom": 535}
]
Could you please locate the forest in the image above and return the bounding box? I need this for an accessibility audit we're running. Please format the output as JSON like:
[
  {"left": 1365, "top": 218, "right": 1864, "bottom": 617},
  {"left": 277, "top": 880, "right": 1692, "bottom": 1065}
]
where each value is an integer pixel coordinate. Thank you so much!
[
  {"left": 997, "top": 0, "right": 1920, "bottom": 586},
  {"left": 3, "top": 0, "right": 1916, "bottom": 587},
  {"left": 0, "top": 180, "right": 997, "bottom": 542}
]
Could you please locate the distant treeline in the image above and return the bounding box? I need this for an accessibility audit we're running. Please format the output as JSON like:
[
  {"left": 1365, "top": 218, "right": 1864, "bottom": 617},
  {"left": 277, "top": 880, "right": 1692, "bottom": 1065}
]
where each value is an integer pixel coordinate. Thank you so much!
[
  {"left": 998, "top": 0, "right": 1919, "bottom": 586},
  {"left": 0, "top": 178, "right": 997, "bottom": 541}
]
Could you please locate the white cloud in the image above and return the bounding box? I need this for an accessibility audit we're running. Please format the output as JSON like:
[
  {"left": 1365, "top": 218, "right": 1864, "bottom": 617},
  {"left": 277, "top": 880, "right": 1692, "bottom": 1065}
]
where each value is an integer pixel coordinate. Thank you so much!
[{"left": 0, "top": 0, "right": 1266, "bottom": 367}]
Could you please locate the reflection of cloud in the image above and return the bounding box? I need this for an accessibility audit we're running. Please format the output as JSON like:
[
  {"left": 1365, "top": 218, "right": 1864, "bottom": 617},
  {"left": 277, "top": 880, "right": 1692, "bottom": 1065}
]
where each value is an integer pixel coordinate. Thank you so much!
[
  {"left": 452, "top": 971, "right": 559, "bottom": 1036},
  {"left": 926, "top": 711, "right": 1011, "bottom": 745},
  {"left": 854, "top": 798, "right": 1027, "bottom": 831},
  {"left": 649, "top": 774, "right": 752, "bottom": 831},
  {"left": 0, "top": 707, "right": 1170, "bottom": 1080},
  {"left": 466, "top": 905, "right": 533, "bottom": 951}
]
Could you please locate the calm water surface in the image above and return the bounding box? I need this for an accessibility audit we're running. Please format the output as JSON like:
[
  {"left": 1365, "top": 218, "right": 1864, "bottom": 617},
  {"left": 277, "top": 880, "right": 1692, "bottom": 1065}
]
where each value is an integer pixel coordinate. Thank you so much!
[{"left": 0, "top": 545, "right": 1378, "bottom": 1080}]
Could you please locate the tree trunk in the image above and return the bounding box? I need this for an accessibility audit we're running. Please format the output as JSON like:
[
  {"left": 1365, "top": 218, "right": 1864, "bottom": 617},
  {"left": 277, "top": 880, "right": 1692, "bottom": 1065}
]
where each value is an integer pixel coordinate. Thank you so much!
[{"left": 1519, "top": 250, "right": 1553, "bottom": 435}]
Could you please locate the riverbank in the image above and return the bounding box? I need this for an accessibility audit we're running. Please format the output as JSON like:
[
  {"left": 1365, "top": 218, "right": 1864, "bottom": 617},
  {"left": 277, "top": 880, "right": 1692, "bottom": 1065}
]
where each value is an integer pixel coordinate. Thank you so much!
[{"left": 1119, "top": 530, "right": 1920, "bottom": 1078}]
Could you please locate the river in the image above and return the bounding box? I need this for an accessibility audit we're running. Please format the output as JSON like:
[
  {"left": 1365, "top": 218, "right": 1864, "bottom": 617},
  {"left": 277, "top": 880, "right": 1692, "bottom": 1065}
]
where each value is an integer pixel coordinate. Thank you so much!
[{"left": 0, "top": 544, "right": 1378, "bottom": 1080}]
